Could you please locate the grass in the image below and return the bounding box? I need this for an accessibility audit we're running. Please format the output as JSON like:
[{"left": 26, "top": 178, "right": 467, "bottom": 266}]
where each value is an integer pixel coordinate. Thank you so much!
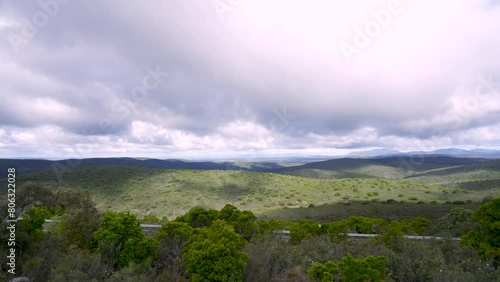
[{"left": 4, "top": 164, "right": 497, "bottom": 219}]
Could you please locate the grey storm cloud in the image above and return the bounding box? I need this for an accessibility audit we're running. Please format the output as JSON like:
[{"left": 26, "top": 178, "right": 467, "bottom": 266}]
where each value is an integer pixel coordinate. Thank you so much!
[{"left": 1, "top": 0, "right": 500, "bottom": 158}]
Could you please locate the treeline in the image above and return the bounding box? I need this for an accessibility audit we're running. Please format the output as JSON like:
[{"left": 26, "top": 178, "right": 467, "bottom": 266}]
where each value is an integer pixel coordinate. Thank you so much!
[{"left": 1, "top": 182, "right": 499, "bottom": 281}]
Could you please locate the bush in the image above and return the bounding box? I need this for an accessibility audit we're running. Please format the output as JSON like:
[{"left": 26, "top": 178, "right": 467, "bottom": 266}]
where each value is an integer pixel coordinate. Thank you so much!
[
  {"left": 93, "top": 211, "right": 143, "bottom": 246},
  {"left": 461, "top": 197, "right": 500, "bottom": 266},
  {"left": 117, "top": 237, "right": 158, "bottom": 269},
  {"left": 183, "top": 220, "right": 249, "bottom": 281},
  {"left": 308, "top": 253, "right": 387, "bottom": 282}
]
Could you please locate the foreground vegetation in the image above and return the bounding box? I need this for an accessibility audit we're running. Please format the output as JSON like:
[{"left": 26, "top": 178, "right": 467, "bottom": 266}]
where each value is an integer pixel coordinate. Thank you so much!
[
  {"left": 0, "top": 160, "right": 498, "bottom": 281},
  {"left": 6, "top": 165, "right": 498, "bottom": 219},
  {"left": 1, "top": 182, "right": 500, "bottom": 281}
]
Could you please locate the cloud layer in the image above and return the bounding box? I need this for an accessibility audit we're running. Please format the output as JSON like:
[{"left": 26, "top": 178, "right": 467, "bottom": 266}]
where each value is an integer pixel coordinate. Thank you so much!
[{"left": 1, "top": 0, "right": 500, "bottom": 159}]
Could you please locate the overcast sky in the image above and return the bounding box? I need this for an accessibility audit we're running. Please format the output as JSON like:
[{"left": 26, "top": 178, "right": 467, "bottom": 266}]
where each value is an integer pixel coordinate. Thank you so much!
[{"left": 1, "top": 0, "right": 500, "bottom": 160}]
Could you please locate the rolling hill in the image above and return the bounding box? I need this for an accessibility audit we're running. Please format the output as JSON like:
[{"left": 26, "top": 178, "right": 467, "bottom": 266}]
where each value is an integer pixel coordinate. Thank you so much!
[
  {"left": 276, "top": 156, "right": 486, "bottom": 180},
  {"left": 0, "top": 158, "right": 294, "bottom": 179},
  {"left": 404, "top": 159, "right": 500, "bottom": 190},
  {"left": 3, "top": 164, "right": 497, "bottom": 220}
]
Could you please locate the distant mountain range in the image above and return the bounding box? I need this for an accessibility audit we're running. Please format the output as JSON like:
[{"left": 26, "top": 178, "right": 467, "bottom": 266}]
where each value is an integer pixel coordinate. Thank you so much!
[
  {"left": 1, "top": 148, "right": 499, "bottom": 179},
  {"left": 345, "top": 148, "right": 500, "bottom": 159},
  {"left": 0, "top": 158, "right": 289, "bottom": 179}
]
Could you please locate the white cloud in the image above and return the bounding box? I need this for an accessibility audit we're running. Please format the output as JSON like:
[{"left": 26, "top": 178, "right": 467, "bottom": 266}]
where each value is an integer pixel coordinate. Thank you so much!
[{"left": 1, "top": 0, "right": 500, "bottom": 158}]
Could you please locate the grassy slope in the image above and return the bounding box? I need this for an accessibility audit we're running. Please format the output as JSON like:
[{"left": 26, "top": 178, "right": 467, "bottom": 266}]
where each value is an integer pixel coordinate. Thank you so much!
[
  {"left": 8, "top": 164, "right": 497, "bottom": 219},
  {"left": 404, "top": 159, "right": 500, "bottom": 190},
  {"left": 277, "top": 157, "right": 500, "bottom": 191},
  {"left": 278, "top": 158, "right": 406, "bottom": 179},
  {"left": 277, "top": 156, "right": 485, "bottom": 180}
]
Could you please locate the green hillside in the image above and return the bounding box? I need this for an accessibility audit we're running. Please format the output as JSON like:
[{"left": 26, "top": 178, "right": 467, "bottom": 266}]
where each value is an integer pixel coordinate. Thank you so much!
[
  {"left": 277, "top": 156, "right": 486, "bottom": 180},
  {"left": 0, "top": 157, "right": 296, "bottom": 179},
  {"left": 278, "top": 158, "right": 406, "bottom": 179},
  {"left": 7, "top": 164, "right": 497, "bottom": 219},
  {"left": 404, "top": 159, "right": 500, "bottom": 190}
]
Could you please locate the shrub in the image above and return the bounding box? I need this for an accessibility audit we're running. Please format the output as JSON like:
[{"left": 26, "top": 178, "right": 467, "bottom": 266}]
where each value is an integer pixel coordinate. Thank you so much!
[
  {"left": 183, "top": 220, "right": 249, "bottom": 281},
  {"left": 308, "top": 253, "right": 387, "bottom": 282}
]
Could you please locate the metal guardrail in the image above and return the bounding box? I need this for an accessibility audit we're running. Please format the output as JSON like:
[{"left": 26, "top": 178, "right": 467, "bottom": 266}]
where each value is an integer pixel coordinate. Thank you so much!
[
  {"left": 45, "top": 219, "right": 162, "bottom": 229},
  {"left": 43, "top": 220, "right": 461, "bottom": 241},
  {"left": 345, "top": 233, "right": 460, "bottom": 241}
]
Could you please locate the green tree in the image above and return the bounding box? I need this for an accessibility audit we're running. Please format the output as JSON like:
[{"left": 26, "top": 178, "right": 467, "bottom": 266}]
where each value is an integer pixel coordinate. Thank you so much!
[
  {"left": 434, "top": 207, "right": 478, "bottom": 236},
  {"left": 58, "top": 193, "right": 101, "bottom": 250},
  {"left": 290, "top": 219, "right": 322, "bottom": 244},
  {"left": 255, "top": 219, "right": 288, "bottom": 236},
  {"left": 49, "top": 248, "right": 108, "bottom": 282},
  {"left": 176, "top": 206, "right": 219, "bottom": 228},
  {"left": 92, "top": 211, "right": 145, "bottom": 269},
  {"left": 93, "top": 211, "right": 143, "bottom": 248},
  {"left": 21, "top": 206, "right": 50, "bottom": 240},
  {"left": 462, "top": 197, "right": 500, "bottom": 267},
  {"left": 307, "top": 261, "right": 339, "bottom": 282},
  {"left": 380, "top": 220, "right": 405, "bottom": 251},
  {"left": 14, "top": 182, "right": 56, "bottom": 217},
  {"left": 217, "top": 205, "right": 257, "bottom": 240},
  {"left": 307, "top": 253, "right": 387, "bottom": 282},
  {"left": 327, "top": 221, "right": 349, "bottom": 243},
  {"left": 156, "top": 221, "right": 193, "bottom": 267},
  {"left": 15, "top": 206, "right": 53, "bottom": 261},
  {"left": 400, "top": 217, "right": 430, "bottom": 235},
  {"left": 117, "top": 237, "right": 158, "bottom": 269},
  {"left": 339, "top": 253, "right": 387, "bottom": 282},
  {"left": 345, "top": 216, "right": 386, "bottom": 234},
  {"left": 182, "top": 220, "right": 249, "bottom": 281}
]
